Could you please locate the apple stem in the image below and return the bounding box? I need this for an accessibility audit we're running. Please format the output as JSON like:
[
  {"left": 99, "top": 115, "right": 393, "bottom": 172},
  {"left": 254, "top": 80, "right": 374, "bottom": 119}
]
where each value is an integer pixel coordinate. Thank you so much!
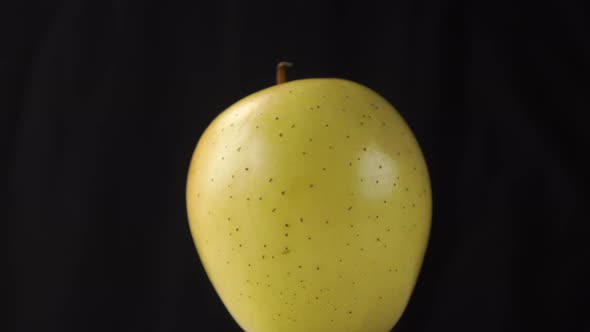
[{"left": 276, "top": 61, "right": 293, "bottom": 85}]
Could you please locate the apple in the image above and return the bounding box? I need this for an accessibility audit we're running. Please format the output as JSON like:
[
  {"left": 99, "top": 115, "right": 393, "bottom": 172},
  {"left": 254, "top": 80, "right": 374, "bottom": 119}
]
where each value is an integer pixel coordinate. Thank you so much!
[{"left": 186, "top": 63, "right": 431, "bottom": 332}]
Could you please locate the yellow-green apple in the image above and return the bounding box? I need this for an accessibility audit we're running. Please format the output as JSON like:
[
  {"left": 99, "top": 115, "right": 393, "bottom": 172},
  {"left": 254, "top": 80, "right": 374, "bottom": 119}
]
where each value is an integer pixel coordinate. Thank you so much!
[{"left": 186, "top": 63, "right": 431, "bottom": 332}]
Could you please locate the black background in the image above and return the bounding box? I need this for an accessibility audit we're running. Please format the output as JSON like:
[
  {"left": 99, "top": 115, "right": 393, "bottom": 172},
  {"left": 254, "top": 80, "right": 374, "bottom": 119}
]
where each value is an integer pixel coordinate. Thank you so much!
[{"left": 2, "top": 1, "right": 589, "bottom": 331}]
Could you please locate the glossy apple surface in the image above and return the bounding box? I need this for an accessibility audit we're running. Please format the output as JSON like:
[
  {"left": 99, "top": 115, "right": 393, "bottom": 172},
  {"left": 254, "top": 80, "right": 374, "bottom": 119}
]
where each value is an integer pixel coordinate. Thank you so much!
[{"left": 186, "top": 78, "right": 431, "bottom": 332}]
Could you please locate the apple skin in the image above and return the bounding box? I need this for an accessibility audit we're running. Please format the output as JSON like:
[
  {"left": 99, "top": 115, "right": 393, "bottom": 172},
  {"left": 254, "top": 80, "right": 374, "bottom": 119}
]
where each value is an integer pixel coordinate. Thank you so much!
[{"left": 186, "top": 78, "right": 431, "bottom": 332}]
